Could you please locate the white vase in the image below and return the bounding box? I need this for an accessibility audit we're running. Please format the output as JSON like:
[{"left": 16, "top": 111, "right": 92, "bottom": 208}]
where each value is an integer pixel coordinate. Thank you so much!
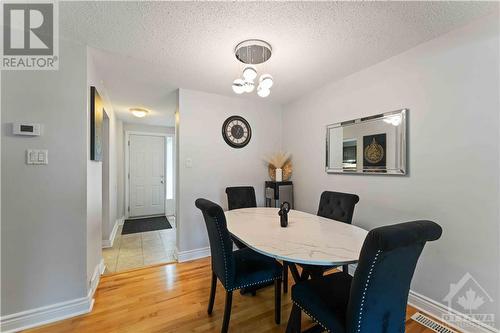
[{"left": 275, "top": 168, "right": 283, "bottom": 182}]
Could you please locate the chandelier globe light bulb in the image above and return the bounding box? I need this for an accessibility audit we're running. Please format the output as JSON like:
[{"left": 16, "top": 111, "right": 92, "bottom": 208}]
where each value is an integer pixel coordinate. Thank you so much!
[
  {"left": 242, "top": 66, "right": 257, "bottom": 82},
  {"left": 244, "top": 81, "right": 255, "bottom": 93},
  {"left": 257, "top": 86, "right": 270, "bottom": 98},
  {"left": 232, "top": 79, "right": 245, "bottom": 94},
  {"left": 259, "top": 74, "right": 273, "bottom": 89}
]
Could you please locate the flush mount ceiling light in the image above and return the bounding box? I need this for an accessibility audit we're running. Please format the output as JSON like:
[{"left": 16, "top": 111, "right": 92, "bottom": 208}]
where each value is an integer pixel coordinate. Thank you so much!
[
  {"left": 232, "top": 39, "right": 274, "bottom": 98},
  {"left": 129, "top": 107, "right": 149, "bottom": 118},
  {"left": 235, "top": 39, "right": 272, "bottom": 65}
]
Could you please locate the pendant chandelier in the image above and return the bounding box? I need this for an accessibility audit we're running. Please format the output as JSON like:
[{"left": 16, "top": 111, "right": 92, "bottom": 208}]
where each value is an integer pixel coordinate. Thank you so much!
[{"left": 232, "top": 39, "right": 274, "bottom": 98}]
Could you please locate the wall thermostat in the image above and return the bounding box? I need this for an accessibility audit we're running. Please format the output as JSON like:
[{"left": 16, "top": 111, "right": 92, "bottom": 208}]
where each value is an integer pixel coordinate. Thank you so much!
[{"left": 13, "top": 123, "right": 42, "bottom": 136}]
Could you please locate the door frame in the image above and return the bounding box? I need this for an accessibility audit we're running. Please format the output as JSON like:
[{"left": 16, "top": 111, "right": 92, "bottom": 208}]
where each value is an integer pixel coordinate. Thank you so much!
[{"left": 125, "top": 131, "right": 174, "bottom": 219}]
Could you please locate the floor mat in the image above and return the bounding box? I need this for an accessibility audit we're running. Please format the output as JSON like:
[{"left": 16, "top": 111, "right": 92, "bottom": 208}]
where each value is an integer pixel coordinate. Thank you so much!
[{"left": 122, "top": 216, "right": 172, "bottom": 235}]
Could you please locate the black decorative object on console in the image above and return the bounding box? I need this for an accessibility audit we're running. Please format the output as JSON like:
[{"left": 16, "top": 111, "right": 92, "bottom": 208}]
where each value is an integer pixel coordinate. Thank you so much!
[{"left": 278, "top": 202, "right": 290, "bottom": 227}]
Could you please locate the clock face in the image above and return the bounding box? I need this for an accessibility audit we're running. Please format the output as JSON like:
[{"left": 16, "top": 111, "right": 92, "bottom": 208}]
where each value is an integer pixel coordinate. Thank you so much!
[{"left": 222, "top": 116, "right": 252, "bottom": 148}]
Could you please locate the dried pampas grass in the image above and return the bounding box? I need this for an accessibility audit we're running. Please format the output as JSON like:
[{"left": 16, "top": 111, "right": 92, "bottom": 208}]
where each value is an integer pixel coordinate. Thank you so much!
[
  {"left": 263, "top": 152, "right": 291, "bottom": 168},
  {"left": 264, "top": 152, "right": 293, "bottom": 181}
]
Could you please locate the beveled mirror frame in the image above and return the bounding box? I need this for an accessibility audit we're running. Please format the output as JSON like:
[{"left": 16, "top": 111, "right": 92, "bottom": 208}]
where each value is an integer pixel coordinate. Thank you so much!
[{"left": 326, "top": 109, "right": 407, "bottom": 175}]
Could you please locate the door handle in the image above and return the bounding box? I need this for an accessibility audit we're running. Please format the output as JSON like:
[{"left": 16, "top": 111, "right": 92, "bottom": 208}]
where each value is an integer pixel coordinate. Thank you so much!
[{"left": 161, "top": 177, "right": 164, "bottom": 184}]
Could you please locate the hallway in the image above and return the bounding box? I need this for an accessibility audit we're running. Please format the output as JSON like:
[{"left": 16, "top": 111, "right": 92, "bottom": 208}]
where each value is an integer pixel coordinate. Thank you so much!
[{"left": 103, "top": 219, "right": 176, "bottom": 273}]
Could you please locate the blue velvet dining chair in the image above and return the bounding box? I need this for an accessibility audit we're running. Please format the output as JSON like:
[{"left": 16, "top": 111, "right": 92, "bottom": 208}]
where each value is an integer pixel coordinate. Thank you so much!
[
  {"left": 225, "top": 186, "right": 257, "bottom": 249},
  {"left": 195, "top": 198, "right": 283, "bottom": 333},
  {"left": 226, "top": 186, "right": 271, "bottom": 296},
  {"left": 315, "top": 191, "right": 360, "bottom": 273},
  {"left": 286, "top": 220, "right": 442, "bottom": 333},
  {"left": 285, "top": 191, "right": 360, "bottom": 289}
]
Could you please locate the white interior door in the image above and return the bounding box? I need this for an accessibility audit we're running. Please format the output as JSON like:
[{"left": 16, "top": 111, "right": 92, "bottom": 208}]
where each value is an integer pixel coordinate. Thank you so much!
[{"left": 129, "top": 134, "right": 165, "bottom": 217}]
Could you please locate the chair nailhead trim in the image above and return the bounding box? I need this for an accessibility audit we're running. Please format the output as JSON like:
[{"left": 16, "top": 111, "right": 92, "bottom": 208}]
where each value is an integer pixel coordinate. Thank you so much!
[
  {"left": 213, "top": 216, "right": 229, "bottom": 285},
  {"left": 292, "top": 301, "right": 331, "bottom": 333},
  {"left": 214, "top": 216, "right": 280, "bottom": 291},
  {"left": 230, "top": 275, "right": 281, "bottom": 292},
  {"left": 356, "top": 249, "right": 382, "bottom": 333}
]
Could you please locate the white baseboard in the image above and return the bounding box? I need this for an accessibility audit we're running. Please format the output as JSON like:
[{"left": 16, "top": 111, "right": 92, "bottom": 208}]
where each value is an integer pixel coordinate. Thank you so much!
[
  {"left": 0, "top": 259, "right": 105, "bottom": 333},
  {"left": 178, "top": 247, "right": 210, "bottom": 262},
  {"left": 408, "top": 290, "right": 499, "bottom": 333},
  {"left": 0, "top": 295, "right": 93, "bottom": 333},
  {"left": 102, "top": 218, "right": 122, "bottom": 248},
  {"left": 89, "top": 258, "right": 105, "bottom": 298},
  {"left": 118, "top": 216, "right": 125, "bottom": 226}
]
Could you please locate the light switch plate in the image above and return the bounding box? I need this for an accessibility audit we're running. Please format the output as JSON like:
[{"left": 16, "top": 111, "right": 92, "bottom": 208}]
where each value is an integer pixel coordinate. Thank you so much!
[{"left": 26, "top": 149, "right": 48, "bottom": 165}]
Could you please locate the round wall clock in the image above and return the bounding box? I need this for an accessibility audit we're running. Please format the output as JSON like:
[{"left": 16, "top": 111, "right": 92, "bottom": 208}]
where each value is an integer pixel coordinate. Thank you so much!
[{"left": 222, "top": 115, "right": 252, "bottom": 148}]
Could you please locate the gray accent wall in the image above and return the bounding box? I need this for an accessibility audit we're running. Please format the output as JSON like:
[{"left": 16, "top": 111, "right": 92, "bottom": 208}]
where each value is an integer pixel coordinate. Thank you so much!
[{"left": 282, "top": 13, "right": 499, "bottom": 328}]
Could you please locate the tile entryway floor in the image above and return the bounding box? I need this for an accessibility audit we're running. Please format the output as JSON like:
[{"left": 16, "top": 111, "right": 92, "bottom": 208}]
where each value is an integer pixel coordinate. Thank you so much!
[{"left": 103, "top": 220, "right": 177, "bottom": 274}]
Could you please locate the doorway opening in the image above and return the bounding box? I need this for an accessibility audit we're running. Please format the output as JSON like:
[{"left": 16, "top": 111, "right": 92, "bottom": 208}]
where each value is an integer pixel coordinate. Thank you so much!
[{"left": 103, "top": 129, "right": 176, "bottom": 274}]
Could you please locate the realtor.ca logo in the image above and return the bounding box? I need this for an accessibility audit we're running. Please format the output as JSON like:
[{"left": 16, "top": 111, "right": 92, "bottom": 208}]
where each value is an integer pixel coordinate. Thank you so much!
[
  {"left": 442, "top": 273, "right": 495, "bottom": 329},
  {"left": 1, "top": 0, "right": 59, "bottom": 70}
]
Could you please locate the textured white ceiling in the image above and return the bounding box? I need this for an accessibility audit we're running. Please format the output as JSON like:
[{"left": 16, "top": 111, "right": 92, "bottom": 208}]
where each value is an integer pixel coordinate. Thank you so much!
[{"left": 62, "top": 1, "right": 497, "bottom": 114}]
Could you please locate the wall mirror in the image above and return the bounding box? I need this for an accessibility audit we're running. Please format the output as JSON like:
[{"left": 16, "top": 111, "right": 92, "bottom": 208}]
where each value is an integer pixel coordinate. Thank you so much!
[{"left": 326, "top": 109, "right": 407, "bottom": 175}]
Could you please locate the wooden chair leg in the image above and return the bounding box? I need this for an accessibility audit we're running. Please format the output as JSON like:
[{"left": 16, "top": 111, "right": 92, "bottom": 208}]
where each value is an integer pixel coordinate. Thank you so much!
[
  {"left": 208, "top": 272, "right": 217, "bottom": 315},
  {"left": 221, "top": 291, "right": 233, "bottom": 333},
  {"left": 283, "top": 262, "right": 289, "bottom": 293},
  {"left": 286, "top": 303, "right": 302, "bottom": 333},
  {"left": 274, "top": 278, "right": 282, "bottom": 324}
]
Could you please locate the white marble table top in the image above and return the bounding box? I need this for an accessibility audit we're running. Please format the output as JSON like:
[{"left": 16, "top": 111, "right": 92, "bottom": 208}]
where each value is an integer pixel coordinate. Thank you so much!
[{"left": 225, "top": 207, "right": 368, "bottom": 266}]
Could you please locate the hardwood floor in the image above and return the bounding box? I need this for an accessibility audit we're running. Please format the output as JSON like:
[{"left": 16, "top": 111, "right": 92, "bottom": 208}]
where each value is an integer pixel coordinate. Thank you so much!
[{"left": 26, "top": 258, "right": 448, "bottom": 333}]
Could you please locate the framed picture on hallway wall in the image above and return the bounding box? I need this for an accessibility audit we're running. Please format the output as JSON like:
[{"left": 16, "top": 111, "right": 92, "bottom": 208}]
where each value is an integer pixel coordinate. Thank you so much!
[{"left": 90, "top": 86, "right": 104, "bottom": 161}]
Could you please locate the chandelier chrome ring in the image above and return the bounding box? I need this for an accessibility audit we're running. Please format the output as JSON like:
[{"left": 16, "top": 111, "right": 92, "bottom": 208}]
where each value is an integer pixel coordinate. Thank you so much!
[{"left": 234, "top": 39, "right": 272, "bottom": 65}]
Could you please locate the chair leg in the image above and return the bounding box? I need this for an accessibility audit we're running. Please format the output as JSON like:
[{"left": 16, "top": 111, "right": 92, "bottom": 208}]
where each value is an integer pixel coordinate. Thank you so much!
[
  {"left": 300, "top": 269, "right": 310, "bottom": 281},
  {"left": 286, "top": 303, "right": 302, "bottom": 333},
  {"left": 283, "top": 262, "right": 289, "bottom": 293},
  {"left": 289, "top": 263, "right": 302, "bottom": 283},
  {"left": 221, "top": 291, "right": 233, "bottom": 333},
  {"left": 309, "top": 268, "right": 324, "bottom": 280},
  {"left": 274, "top": 278, "right": 282, "bottom": 324},
  {"left": 208, "top": 272, "right": 217, "bottom": 315},
  {"left": 342, "top": 264, "right": 349, "bottom": 274}
]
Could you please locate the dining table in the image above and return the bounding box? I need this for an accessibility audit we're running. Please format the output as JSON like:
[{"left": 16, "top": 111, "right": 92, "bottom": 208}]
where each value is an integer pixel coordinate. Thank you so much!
[{"left": 225, "top": 207, "right": 368, "bottom": 285}]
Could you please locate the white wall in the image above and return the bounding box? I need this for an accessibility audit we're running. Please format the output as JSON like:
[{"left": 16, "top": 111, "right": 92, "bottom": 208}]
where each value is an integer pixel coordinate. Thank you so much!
[
  {"left": 1, "top": 39, "right": 88, "bottom": 315},
  {"left": 177, "top": 89, "right": 282, "bottom": 253},
  {"left": 86, "top": 52, "right": 103, "bottom": 286},
  {"left": 282, "top": 13, "right": 499, "bottom": 328},
  {"left": 87, "top": 49, "right": 122, "bottom": 256},
  {"left": 116, "top": 119, "right": 124, "bottom": 219}
]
